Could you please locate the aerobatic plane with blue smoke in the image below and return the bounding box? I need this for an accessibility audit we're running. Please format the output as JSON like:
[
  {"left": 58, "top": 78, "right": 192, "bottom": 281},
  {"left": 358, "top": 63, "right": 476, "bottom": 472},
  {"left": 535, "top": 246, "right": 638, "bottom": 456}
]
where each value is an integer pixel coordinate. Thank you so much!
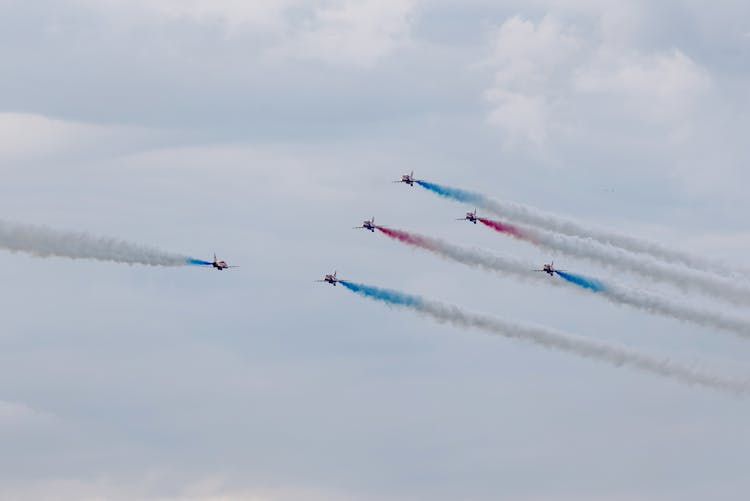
[
  {"left": 394, "top": 170, "right": 416, "bottom": 186},
  {"left": 189, "top": 253, "right": 239, "bottom": 270},
  {"left": 534, "top": 261, "right": 566, "bottom": 277},
  {"left": 316, "top": 271, "right": 340, "bottom": 286}
]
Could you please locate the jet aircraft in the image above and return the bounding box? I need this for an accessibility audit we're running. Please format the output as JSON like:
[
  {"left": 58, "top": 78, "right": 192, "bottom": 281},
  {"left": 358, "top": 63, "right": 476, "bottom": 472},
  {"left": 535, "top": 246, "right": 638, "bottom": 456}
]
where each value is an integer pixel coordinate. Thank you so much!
[
  {"left": 394, "top": 171, "right": 415, "bottom": 186},
  {"left": 354, "top": 217, "right": 376, "bottom": 232},
  {"left": 210, "top": 254, "right": 238, "bottom": 270},
  {"left": 457, "top": 209, "right": 478, "bottom": 224},
  {"left": 534, "top": 262, "right": 565, "bottom": 276},
  {"left": 316, "top": 271, "right": 339, "bottom": 286}
]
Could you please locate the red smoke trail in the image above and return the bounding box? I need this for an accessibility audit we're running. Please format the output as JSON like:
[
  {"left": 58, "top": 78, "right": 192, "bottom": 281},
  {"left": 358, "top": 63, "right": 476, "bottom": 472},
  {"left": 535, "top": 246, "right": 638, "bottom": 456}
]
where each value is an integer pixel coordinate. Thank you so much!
[
  {"left": 477, "top": 218, "right": 528, "bottom": 241},
  {"left": 375, "top": 226, "right": 437, "bottom": 251}
]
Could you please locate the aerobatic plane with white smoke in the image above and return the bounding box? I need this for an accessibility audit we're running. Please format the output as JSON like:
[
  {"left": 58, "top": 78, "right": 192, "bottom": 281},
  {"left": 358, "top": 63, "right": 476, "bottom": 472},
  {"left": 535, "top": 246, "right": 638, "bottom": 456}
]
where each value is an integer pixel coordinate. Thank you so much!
[
  {"left": 316, "top": 271, "right": 340, "bottom": 286},
  {"left": 394, "top": 171, "right": 415, "bottom": 186},
  {"left": 535, "top": 262, "right": 565, "bottom": 276},
  {"left": 354, "top": 217, "right": 376, "bottom": 232},
  {"left": 457, "top": 209, "right": 478, "bottom": 224}
]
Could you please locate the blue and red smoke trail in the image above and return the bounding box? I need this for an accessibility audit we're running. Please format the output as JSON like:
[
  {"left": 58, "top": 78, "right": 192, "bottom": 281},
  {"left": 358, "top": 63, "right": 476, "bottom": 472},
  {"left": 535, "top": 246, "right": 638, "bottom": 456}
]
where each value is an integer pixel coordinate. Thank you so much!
[
  {"left": 413, "top": 179, "right": 743, "bottom": 278},
  {"left": 337, "top": 280, "right": 750, "bottom": 395},
  {"left": 372, "top": 225, "right": 750, "bottom": 339},
  {"left": 474, "top": 216, "right": 750, "bottom": 307}
]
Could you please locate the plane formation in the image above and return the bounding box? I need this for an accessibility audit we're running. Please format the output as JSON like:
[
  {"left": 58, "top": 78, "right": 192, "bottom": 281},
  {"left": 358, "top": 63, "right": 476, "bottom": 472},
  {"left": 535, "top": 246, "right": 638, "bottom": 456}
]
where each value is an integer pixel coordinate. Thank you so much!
[{"left": 319, "top": 171, "right": 565, "bottom": 284}]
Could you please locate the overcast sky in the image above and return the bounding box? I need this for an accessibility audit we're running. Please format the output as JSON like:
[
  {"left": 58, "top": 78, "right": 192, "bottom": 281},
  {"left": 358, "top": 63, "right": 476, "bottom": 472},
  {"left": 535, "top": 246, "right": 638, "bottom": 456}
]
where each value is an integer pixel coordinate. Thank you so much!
[{"left": 2, "top": 1, "right": 750, "bottom": 500}]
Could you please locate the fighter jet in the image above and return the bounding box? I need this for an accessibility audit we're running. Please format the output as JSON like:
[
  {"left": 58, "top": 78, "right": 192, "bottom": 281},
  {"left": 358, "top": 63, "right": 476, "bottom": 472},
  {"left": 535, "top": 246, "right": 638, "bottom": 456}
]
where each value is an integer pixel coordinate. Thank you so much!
[
  {"left": 210, "top": 253, "right": 238, "bottom": 271},
  {"left": 534, "top": 261, "right": 565, "bottom": 276},
  {"left": 457, "top": 209, "right": 478, "bottom": 224},
  {"left": 394, "top": 170, "right": 415, "bottom": 186},
  {"left": 316, "top": 271, "right": 339, "bottom": 286},
  {"left": 354, "top": 217, "right": 376, "bottom": 232}
]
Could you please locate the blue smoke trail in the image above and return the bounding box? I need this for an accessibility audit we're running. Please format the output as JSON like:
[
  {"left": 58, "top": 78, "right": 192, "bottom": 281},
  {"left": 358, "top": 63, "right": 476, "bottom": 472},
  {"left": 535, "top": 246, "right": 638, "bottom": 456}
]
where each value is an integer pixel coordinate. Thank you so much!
[
  {"left": 415, "top": 180, "right": 485, "bottom": 205},
  {"left": 186, "top": 258, "right": 213, "bottom": 266},
  {"left": 339, "top": 281, "right": 424, "bottom": 308},
  {"left": 556, "top": 270, "right": 605, "bottom": 293}
]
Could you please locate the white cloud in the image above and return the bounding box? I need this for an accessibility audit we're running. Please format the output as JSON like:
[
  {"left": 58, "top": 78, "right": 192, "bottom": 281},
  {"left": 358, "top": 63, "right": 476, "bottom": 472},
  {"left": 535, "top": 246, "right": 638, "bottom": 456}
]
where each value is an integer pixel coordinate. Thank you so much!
[
  {"left": 574, "top": 49, "right": 712, "bottom": 121},
  {"left": 73, "top": 0, "right": 418, "bottom": 67},
  {"left": 485, "top": 90, "right": 549, "bottom": 146},
  {"left": 0, "top": 475, "right": 379, "bottom": 501},
  {"left": 0, "top": 113, "right": 159, "bottom": 163},
  {"left": 483, "top": 13, "right": 713, "bottom": 146},
  {"left": 0, "top": 113, "right": 106, "bottom": 161},
  {"left": 486, "top": 15, "right": 582, "bottom": 84},
  {"left": 74, "top": 0, "right": 294, "bottom": 33},
  {"left": 268, "top": 0, "right": 419, "bottom": 68},
  {"left": 0, "top": 400, "right": 46, "bottom": 424},
  {"left": 0, "top": 400, "right": 60, "bottom": 433},
  {"left": 483, "top": 15, "right": 581, "bottom": 146}
]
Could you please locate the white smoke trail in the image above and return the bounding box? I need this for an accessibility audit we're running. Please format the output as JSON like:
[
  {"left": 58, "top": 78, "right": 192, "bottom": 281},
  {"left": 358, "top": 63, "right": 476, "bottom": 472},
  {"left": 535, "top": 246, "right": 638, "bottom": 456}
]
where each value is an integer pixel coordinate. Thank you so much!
[
  {"left": 378, "top": 228, "right": 750, "bottom": 339},
  {"left": 415, "top": 299, "right": 750, "bottom": 395},
  {"left": 477, "top": 196, "right": 743, "bottom": 278},
  {"left": 602, "top": 282, "right": 750, "bottom": 339},
  {"left": 343, "top": 280, "right": 750, "bottom": 395},
  {"left": 0, "top": 219, "right": 193, "bottom": 266},
  {"left": 520, "top": 225, "right": 750, "bottom": 307}
]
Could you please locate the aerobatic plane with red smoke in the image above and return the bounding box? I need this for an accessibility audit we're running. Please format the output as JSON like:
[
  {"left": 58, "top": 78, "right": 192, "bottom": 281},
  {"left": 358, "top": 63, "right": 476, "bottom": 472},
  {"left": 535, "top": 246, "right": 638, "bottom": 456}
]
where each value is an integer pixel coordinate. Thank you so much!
[
  {"left": 354, "top": 217, "right": 376, "bottom": 232},
  {"left": 457, "top": 209, "right": 478, "bottom": 224}
]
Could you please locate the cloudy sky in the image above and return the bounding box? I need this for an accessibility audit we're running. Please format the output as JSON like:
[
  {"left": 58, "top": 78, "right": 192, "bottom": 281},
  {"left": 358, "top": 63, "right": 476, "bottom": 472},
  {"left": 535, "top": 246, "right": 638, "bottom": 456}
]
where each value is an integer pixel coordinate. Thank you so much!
[{"left": 2, "top": 1, "right": 750, "bottom": 499}]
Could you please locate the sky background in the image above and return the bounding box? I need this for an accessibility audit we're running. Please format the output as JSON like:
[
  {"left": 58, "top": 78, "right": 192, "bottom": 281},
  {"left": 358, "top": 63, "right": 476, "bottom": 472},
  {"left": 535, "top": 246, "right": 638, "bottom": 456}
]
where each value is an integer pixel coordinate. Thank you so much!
[{"left": 2, "top": 1, "right": 750, "bottom": 499}]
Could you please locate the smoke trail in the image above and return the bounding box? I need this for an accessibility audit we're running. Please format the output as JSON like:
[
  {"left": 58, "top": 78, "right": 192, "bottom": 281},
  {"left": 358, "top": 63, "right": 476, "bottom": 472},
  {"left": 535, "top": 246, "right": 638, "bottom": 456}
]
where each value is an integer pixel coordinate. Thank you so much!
[
  {"left": 477, "top": 218, "right": 526, "bottom": 239},
  {"left": 416, "top": 179, "right": 741, "bottom": 278},
  {"left": 187, "top": 259, "right": 213, "bottom": 266},
  {"left": 339, "top": 281, "right": 750, "bottom": 395},
  {"left": 555, "top": 271, "right": 605, "bottom": 292},
  {"left": 528, "top": 226, "right": 750, "bottom": 307},
  {"left": 477, "top": 216, "right": 750, "bottom": 307},
  {"left": 374, "top": 226, "right": 750, "bottom": 339},
  {"left": 339, "top": 280, "right": 423, "bottom": 307},
  {"left": 414, "top": 180, "right": 484, "bottom": 205},
  {"left": 0, "top": 219, "right": 206, "bottom": 267}
]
